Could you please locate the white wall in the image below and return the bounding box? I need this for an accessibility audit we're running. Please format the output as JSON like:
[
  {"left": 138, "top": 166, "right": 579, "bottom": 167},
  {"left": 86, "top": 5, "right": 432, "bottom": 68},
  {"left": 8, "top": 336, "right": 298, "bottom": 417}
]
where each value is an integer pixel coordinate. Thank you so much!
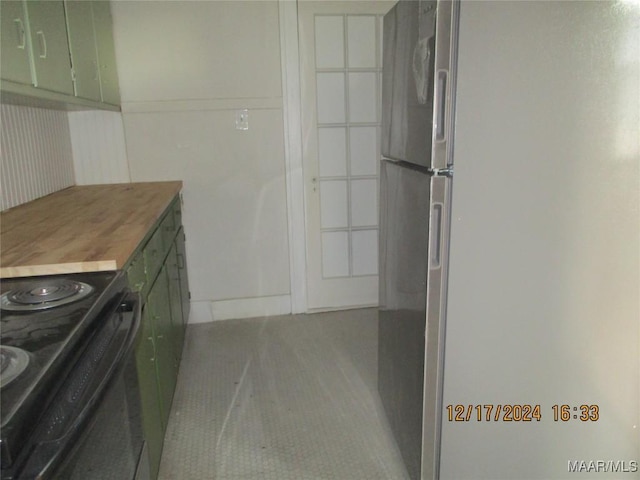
[
  {"left": 0, "top": 104, "right": 75, "bottom": 211},
  {"left": 110, "top": 0, "right": 291, "bottom": 321},
  {"left": 440, "top": 2, "right": 639, "bottom": 478}
]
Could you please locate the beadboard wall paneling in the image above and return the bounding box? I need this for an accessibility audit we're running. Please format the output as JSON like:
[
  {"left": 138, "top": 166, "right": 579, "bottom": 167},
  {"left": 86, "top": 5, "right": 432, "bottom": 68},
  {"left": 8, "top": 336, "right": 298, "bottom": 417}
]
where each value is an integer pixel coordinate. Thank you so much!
[
  {"left": 1, "top": 104, "right": 75, "bottom": 211},
  {"left": 68, "top": 110, "right": 130, "bottom": 185}
]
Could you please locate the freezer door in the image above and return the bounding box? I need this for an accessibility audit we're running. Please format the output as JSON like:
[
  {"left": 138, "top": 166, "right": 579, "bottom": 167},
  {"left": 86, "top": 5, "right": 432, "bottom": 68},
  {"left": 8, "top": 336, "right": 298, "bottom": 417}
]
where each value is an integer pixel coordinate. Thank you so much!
[
  {"left": 378, "top": 159, "right": 431, "bottom": 480},
  {"left": 421, "top": 174, "right": 452, "bottom": 480},
  {"left": 381, "top": 0, "right": 437, "bottom": 168}
]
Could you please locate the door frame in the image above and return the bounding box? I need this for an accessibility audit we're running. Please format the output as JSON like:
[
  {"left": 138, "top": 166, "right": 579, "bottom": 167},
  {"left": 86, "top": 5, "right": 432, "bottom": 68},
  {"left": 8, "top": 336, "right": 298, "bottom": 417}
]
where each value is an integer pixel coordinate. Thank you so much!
[
  {"left": 279, "top": 0, "right": 395, "bottom": 313},
  {"left": 279, "top": 0, "right": 308, "bottom": 313}
]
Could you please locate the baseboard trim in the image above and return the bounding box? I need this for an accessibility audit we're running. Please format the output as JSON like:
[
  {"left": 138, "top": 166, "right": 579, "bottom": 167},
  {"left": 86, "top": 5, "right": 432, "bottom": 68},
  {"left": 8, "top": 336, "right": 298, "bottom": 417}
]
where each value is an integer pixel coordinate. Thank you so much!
[{"left": 189, "top": 295, "right": 292, "bottom": 323}]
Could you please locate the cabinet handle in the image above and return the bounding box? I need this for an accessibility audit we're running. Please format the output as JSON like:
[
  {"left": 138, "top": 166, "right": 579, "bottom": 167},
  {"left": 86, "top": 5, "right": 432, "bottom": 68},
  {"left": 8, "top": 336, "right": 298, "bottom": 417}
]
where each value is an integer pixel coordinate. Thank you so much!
[
  {"left": 36, "top": 30, "right": 47, "bottom": 58},
  {"left": 14, "top": 19, "right": 25, "bottom": 49},
  {"left": 177, "top": 253, "right": 185, "bottom": 269},
  {"left": 147, "top": 337, "right": 156, "bottom": 361}
]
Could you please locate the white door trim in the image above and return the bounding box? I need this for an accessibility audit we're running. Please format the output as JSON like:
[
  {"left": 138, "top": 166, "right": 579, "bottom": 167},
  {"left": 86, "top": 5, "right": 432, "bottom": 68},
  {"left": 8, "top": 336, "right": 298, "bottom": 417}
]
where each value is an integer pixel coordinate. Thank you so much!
[{"left": 279, "top": 0, "right": 308, "bottom": 313}]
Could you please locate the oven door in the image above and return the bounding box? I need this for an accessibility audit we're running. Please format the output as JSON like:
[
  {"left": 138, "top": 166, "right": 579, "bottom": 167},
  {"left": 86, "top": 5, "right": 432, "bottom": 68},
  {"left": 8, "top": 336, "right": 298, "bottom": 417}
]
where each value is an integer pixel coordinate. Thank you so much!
[{"left": 14, "top": 291, "right": 149, "bottom": 480}]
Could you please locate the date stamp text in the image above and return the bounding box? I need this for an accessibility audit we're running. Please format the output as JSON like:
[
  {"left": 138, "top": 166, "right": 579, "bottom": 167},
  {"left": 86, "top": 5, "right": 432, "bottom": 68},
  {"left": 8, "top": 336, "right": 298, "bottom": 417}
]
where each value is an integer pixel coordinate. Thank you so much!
[{"left": 445, "top": 404, "right": 600, "bottom": 422}]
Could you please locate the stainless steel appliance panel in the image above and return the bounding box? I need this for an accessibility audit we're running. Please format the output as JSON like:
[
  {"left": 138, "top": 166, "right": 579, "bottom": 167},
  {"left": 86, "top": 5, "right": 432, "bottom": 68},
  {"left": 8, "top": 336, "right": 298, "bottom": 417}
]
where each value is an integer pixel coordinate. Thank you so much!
[
  {"left": 381, "top": 0, "right": 437, "bottom": 168},
  {"left": 421, "top": 174, "right": 452, "bottom": 479},
  {"left": 378, "top": 1, "right": 459, "bottom": 479},
  {"left": 378, "top": 159, "right": 431, "bottom": 480}
]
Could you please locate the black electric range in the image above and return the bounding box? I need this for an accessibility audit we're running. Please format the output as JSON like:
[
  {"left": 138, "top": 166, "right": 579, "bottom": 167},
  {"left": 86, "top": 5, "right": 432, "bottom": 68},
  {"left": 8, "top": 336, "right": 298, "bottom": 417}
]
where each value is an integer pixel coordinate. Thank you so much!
[{"left": 0, "top": 270, "right": 128, "bottom": 473}]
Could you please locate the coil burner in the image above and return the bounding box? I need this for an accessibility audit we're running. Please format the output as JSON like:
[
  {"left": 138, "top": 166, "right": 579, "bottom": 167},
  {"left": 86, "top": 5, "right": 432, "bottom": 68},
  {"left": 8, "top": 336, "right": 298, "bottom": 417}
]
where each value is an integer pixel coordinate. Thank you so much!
[
  {"left": 0, "top": 346, "right": 30, "bottom": 388},
  {"left": 1, "top": 280, "right": 94, "bottom": 311}
]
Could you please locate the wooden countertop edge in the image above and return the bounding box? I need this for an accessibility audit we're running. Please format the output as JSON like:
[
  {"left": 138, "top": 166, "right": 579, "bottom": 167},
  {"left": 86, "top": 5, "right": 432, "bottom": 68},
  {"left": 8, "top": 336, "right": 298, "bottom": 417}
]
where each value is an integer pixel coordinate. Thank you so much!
[
  {"left": 1, "top": 181, "right": 183, "bottom": 279},
  {"left": 0, "top": 260, "right": 119, "bottom": 279}
]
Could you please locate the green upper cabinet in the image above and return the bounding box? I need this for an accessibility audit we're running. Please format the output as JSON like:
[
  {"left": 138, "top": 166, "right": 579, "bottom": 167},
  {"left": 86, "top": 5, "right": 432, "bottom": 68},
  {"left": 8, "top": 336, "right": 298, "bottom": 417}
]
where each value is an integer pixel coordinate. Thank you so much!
[
  {"left": 1, "top": 0, "right": 120, "bottom": 109},
  {"left": 65, "top": 0, "right": 101, "bottom": 101},
  {"left": 25, "top": 1, "right": 74, "bottom": 95},
  {"left": 0, "top": 1, "right": 32, "bottom": 85},
  {"left": 65, "top": 0, "right": 120, "bottom": 104},
  {"left": 91, "top": 0, "right": 120, "bottom": 105}
]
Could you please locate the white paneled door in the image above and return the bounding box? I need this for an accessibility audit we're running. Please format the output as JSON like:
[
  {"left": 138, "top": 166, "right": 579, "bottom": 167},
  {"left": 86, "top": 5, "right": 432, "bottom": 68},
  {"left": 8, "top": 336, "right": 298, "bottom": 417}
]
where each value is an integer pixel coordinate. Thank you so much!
[{"left": 298, "top": 2, "right": 394, "bottom": 310}]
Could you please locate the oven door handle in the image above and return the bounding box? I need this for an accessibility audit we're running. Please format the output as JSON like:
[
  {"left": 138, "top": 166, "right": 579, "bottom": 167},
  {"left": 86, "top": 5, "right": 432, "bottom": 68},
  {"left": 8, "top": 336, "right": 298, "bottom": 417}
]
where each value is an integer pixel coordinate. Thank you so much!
[{"left": 17, "top": 291, "right": 142, "bottom": 480}]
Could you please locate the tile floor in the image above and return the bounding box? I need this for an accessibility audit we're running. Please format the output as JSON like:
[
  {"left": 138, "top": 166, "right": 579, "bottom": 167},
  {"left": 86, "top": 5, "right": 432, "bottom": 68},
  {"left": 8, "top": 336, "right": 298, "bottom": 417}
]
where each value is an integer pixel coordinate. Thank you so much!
[{"left": 157, "top": 308, "right": 410, "bottom": 480}]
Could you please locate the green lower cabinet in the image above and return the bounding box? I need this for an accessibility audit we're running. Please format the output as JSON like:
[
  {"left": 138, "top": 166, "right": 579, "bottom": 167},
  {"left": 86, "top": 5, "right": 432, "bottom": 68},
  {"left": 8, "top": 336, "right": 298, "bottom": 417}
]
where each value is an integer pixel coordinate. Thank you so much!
[
  {"left": 127, "top": 195, "right": 189, "bottom": 480},
  {"left": 126, "top": 251, "right": 146, "bottom": 296},
  {"left": 135, "top": 306, "right": 164, "bottom": 480},
  {"left": 167, "top": 243, "right": 185, "bottom": 362},
  {"left": 176, "top": 227, "right": 191, "bottom": 327},
  {"left": 148, "top": 265, "right": 179, "bottom": 429}
]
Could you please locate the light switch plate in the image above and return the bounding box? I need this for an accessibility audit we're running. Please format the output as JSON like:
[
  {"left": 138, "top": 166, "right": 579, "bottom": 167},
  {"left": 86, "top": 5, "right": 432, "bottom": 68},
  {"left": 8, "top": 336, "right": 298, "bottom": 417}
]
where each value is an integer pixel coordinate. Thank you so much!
[{"left": 235, "top": 109, "right": 249, "bottom": 130}]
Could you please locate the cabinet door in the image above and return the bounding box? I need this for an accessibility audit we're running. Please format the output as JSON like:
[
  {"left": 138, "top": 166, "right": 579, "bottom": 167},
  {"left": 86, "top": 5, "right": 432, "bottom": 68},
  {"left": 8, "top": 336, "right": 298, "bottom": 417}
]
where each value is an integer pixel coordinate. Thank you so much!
[
  {"left": 25, "top": 1, "right": 73, "bottom": 94},
  {"left": 176, "top": 227, "right": 191, "bottom": 326},
  {"left": 1, "top": 1, "right": 32, "bottom": 85},
  {"left": 148, "top": 267, "right": 178, "bottom": 429},
  {"left": 126, "top": 251, "right": 147, "bottom": 297},
  {"left": 91, "top": 0, "right": 120, "bottom": 105},
  {"left": 144, "top": 227, "right": 164, "bottom": 284},
  {"left": 160, "top": 207, "right": 177, "bottom": 257},
  {"left": 64, "top": 0, "right": 101, "bottom": 100},
  {"left": 167, "top": 242, "right": 185, "bottom": 362},
  {"left": 135, "top": 306, "right": 164, "bottom": 480}
]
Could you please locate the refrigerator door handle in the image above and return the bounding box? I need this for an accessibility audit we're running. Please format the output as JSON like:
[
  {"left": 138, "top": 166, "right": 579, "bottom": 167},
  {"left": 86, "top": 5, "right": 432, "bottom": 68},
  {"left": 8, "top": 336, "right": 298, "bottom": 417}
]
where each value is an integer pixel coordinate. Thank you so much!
[
  {"left": 435, "top": 70, "right": 448, "bottom": 142},
  {"left": 430, "top": 202, "right": 444, "bottom": 269}
]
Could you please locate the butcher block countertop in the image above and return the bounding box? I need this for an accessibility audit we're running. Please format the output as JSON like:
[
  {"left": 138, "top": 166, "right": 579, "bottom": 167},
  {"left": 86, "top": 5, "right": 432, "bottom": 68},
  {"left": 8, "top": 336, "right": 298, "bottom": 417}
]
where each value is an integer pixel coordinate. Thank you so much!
[{"left": 0, "top": 181, "right": 182, "bottom": 278}]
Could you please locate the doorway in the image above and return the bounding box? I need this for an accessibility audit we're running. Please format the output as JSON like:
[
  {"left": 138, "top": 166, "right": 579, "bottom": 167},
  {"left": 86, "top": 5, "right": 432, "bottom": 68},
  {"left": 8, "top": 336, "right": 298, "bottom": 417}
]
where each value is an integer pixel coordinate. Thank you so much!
[{"left": 296, "top": 1, "right": 394, "bottom": 311}]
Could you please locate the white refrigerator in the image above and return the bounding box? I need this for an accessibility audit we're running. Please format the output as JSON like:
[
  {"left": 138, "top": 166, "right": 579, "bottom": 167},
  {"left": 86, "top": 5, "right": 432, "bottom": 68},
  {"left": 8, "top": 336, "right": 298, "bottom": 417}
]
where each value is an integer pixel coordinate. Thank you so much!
[{"left": 378, "top": 1, "right": 639, "bottom": 479}]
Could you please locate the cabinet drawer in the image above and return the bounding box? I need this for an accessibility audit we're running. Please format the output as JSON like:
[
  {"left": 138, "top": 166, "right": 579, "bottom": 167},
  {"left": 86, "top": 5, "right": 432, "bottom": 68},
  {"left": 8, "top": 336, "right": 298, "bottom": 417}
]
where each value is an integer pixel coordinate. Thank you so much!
[
  {"left": 126, "top": 251, "right": 146, "bottom": 295},
  {"left": 144, "top": 227, "right": 164, "bottom": 283}
]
